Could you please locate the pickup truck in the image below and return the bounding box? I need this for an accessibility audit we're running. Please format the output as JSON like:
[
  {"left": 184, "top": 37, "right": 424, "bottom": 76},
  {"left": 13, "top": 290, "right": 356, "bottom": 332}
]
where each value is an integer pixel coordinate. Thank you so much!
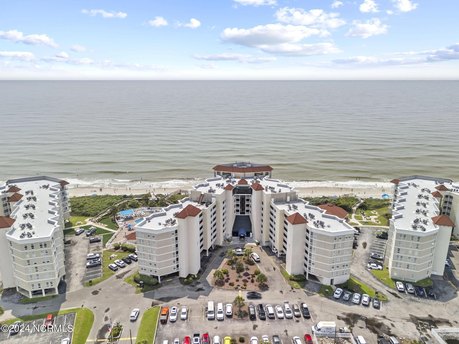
[{"left": 160, "top": 306, "right": 169, "bottom": 324}]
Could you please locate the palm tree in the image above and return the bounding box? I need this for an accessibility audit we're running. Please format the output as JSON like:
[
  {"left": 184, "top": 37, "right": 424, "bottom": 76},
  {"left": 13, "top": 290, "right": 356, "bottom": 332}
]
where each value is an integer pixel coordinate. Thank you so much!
[
  {"left": 256, "top": 273, "right": 268, "bottom": 287},
  {"left": 233, "top": 295, "right": 245, "bottom": 318},
  {"left": 244, "top": 247, "right": 253, "bottom": 257},
  {"left": 213, "top": 269, "right": 224, "bottom": 283}
]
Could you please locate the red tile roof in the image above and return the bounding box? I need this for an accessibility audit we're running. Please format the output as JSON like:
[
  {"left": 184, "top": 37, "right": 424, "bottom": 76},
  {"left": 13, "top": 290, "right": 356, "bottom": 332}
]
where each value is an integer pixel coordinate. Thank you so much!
[
  {"left": 176, "top": 204, "right": 201, "bottom": 219},
  {"left": 318, "top": 204, "right": 349, "bottom": 219},
  {"left": 431, "top": 191, "right": 442, "bottom": 198},
  {"left": 390, "top": 179, "right": 400, "bottom": 185},
  {"left": 435, "top": 184, "right": 449, "bottom": 191},
  {"left": 432, "top": 215, "right": 455, "bottom": 227},
  {"left": 286, "top": 212, "right": 307, "bottom": 225},
  {"left": 8, "top": 193, "right": 23, "bottom": 202},
  {"left": 238, "top": 179, "right": 248, "bottom": 185},
  {"left": 224, "top": 184, "right": 234, "bottom": 191},
  {"left": 60, "top": 180, "right": 69, "bottom": 187},
  {"left": 126, "top": 231, "right": 136, "bottom": 241},
  {"left": 251, "top": 183, "right": 264, "bottom": 191},
  {"left": 7, "top": 185, "right": 21, "bottom": 193},
  {"left": 0, "top": 216, "right": 15, "bottom": 228},
  {"left": 213, "top": 164, "right": 273, "bottom": 173}
]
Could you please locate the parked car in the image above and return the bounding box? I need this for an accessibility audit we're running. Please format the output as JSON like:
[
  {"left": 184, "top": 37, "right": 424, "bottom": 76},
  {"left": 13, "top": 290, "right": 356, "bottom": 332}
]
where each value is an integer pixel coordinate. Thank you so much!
[
  {"left": 406, "top": 283, "right": 415, "bottom": 294},
  {"left": 304, "top": 334, "right": 313, "bottom": 344},
  {"left": 108, "top": 263, "right": 118, "bottom": 271},
  {"left": 292, "top": 304, "right": 301, "bottom": 318},
  {"left": 233, "top": 248, "right": 244, "bottom": 256},
  {"left": 225, "top": 303, "right": 233, "bottom": 317},
  {"left": 352, "top": 293, "right": 361, "bottom": 305},
  {"left": 160, "top": 307, "right": 169, "bottom": 324},
  {"left": 396, "top": 281, "right": 405, "bottom": 292},
  {"left": 213, "top": 336, "right": 221, "bottom": 344},
  {"left": 114, "top": 259, "right": 126, "bottom": 268},
  {"left": 362, "top": 294, "right": 371, "bottom": 306},
  {"left": 169, "top": 306, "right": 178, "bottom": 322},
  {"left": 75, "top": 227, "right": 84, "bottom": 236},
  {"left": 224, "top": 337, "right": 232, "bottom": 344},
  {"left": 373, "top": 298, "right": 381, "bottom": 309},
  {"left": 128, "top": 253, "right": 138, "bottom": 261},
  {"left": 343, "top": 291, "right": 352, "bottom": 301},
  {"left": 86, "top": 259, "right": 101, "bottom": 268},
  {"left": 333, "top": 288, "right": 344, "bottom": 299},
  {"left": 202, "top": 333, "right": 210, "bottom": 344},
  {"left": 367, "top": 262, "right": 383, "bottom": 270},
  {"left": 426, "top": 287, "right": 436, "bottom": 299},
  {"left": 183, "top": 337, "right": 191, "bottom": 344},
  {"left": 122, "top": 257, "right": 132, "bottom": 265},
  {"left": 130, "top": 308, "right": 140, "bottom": 321},
  {"left": 415, "top": 286, "right": 425, "bottom": 297},
  {"left": 250, "top": 337, "right": 259, "bottom": 344},
  {"left": 266, "top": 304, "right": 275, "bottom": 319},
  {"left": 247, "top": 291, "right": 262, "bottom": 299},
  {"left": 61, "top": 338, "right": 71, "bottom": 344},
  {"left": 300, "top": 303, "right": 310, "bottom": 319},
  {"left": 87, "top": 253, "right": 100, "bottom": 260},
  {"left": 261, "top": 335, "right": 270, "bottom": 344},
  {"left": 370, "top": 253, "right": 384, "bottom": 260},
  {"left": 174, "top": 339, "right": 180, "bottom": 344},
  {"left": 180, "top": 306, "right": 188, "bottom": 320},
  {"left": 292, "top": 336, "right": 302, "bottom": 344},
  {"left": 283, "top": 302, "right": 293, "bottom": 319},
  {"left": 249, "top": 304, "right": 257, "bottom": 320},
  {"left": 89, "top": 236, "right": 101, "bottom": 243},
  {"left": 445, "top": 259, "right": 451, "bottom": 268},
  {"left": 217, "top": 303, "right": 225, "bottom": 321},
  {"left": 85, "top": 227, "right": 96, "bottom": 237},
  {"left": 376, "top": 232, "right": 388, "bottom": 240},
  {"left": 275, "top": 305, "right": 284, "bottom": 319},
  {"left": 193, "top": 334, "right": 201, "bottom": 344},
  {"left": 9, "top": 321, "right": 22, "bottom": 335},
  {"left": 250, "top": 252, "right": 261, "bottom": 262},
  {"left": 44, "top": 313, "right": 54, "bottom": 328},
  {"left": 272, "top": 335, "right": 282, "bottom": 344},
  {"left": 257, "top": 303, "right": 266, "bottom": 320}
]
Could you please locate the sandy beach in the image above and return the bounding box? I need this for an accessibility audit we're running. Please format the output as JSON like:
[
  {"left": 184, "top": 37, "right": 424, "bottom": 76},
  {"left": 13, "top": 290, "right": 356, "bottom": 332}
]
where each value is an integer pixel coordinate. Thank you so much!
[{"left": 67, "top": 179, "right": 393, "bottom": 199}]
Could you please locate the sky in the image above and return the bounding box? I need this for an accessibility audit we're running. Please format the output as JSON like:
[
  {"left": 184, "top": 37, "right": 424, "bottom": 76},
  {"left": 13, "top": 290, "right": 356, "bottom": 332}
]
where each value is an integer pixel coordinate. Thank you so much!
[{"left": 0, "top": 0, "right": 458, "bottom": 79}]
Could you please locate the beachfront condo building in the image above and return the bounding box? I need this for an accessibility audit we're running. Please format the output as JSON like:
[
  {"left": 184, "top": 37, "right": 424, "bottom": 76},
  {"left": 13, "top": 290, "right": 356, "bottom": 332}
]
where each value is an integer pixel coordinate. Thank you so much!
[
  {"left": 135, "top": 163, "right": 355, "bottom": 285},
  {"left": 387, "top": 176, "right": 457, "bottom": 282},
  {"left": 0, "top": 177, "right": 70, "bottom": 298}
]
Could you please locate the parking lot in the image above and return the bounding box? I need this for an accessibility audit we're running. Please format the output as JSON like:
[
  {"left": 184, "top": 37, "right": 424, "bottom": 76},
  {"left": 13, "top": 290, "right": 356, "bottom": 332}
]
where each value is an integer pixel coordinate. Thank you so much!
[
  {"left": 64, "top": 233, "right": 90, "bottom": 292},
  {"left": 0, "top": 313, "right": 75, "bottom": 344},
  {"left": 156, "top": 301, "right": 317, "bottom": 344}
]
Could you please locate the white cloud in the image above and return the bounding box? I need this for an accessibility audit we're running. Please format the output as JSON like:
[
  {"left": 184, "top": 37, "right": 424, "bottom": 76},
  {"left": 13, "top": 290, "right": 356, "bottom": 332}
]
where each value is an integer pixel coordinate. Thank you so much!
[
  {"left": 275, "top": 7, "right": 346, "bottom": 30},
  {"left": 333, "top": 43, "right": 459, "bottom": 66},
  {"left": 347, "top": 18, "right": 388, "bottom": 38},
  {"left": 0, "top": 50, "right": 35, "bottom": 61},
  {"left": 392, "top": 0, "right": 417, "bottom": 12},
  {"left": 55, "top": 51, "right": 69, "bottom": 60},
  {"left": 194, "top": 53, "right": 276, "bottom": 64},
  {"left": 331, "top": 1, "right": 343, "bottom": 9},
  {"left": 359, "top": 0, "right": 378, "bottom": 13},
  {"left": 81, "top": 9, "right": 127, "bottom": 19},
  {"left": 71, "top": 45, "right": 86, "bottom": 53},
  {"left": 0, "top": 30, "right": 58, "bottom": 48},
  {"left": 74, "top": 58, "right": 94, "bottom": 65},
  {"left": 148, "top": 16, "right": 168, "bottom": 27},
  {"left": 233, "top": 0, "right": 276, "bottom": 6},
  {"left": 260, "top": 42, "right": 339, "bottom": 55},
  {"left": 179, "top": 18, "right": 201, "bottom": 29}
]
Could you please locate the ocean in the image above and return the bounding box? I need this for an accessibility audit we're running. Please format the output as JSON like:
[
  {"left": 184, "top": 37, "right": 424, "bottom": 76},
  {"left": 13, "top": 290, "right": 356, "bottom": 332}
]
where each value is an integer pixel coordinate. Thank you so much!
[{"left": 1, "top": 81, "right": 459, "bottom": 186}]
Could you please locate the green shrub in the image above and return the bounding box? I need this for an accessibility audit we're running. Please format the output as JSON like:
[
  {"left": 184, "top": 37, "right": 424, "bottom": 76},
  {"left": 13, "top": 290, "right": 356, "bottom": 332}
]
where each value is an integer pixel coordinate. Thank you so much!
[
  {"left": 254, "top": 268, "right": 261, "bottom": 275},
  {"left": 113, "top": 243, "right": 121, "bottom": 250},
  {"left": 121, "top": 243, "right": 136, "bottom": 252},
  {"left": 289, "top": 274, "right": 306, "bottom": 282},
  {"left": 134, "top": 273, "right": 158, "bottom": 286},
  {"left": 239, "top": 337, "right": 245, "bottom": 343}
]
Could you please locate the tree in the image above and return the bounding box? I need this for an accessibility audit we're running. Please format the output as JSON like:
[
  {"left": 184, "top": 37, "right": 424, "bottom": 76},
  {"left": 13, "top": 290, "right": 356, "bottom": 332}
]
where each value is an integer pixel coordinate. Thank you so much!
[
  {"left": 244, "top": 248, "right": 253, "bottom": 257},
  {"left": 256, "top": 273, "right": 268, "bottom": 287},
  {"left": 236, "top": 261, "right": 245, "bottom": 274},
  {"left": 233, "top": 295, "right": 245, "bottom": 318},
  {"left": 227, "top": 249, "right": 235, "bottom": 258},
  {"left": 213, "top": 269, "right": 224, "bottom": 285}
]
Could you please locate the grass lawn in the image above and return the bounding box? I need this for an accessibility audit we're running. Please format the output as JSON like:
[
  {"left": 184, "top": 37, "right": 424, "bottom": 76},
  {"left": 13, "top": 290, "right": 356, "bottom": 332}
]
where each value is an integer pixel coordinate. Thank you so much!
[
  {"left": 370, "top": 268, "right": 396, "bottom": 289},
  {"left": 280, "top": 267, "right": 305, "bottom": 289},
  {"left": 65, "top": 216, "right": 89, "bottom": 228},
  {"left": 124, "top": 271, "right": 159, "bottom": 294},
  {"left": 102, "top": 232, "right": 115, "bottom": 247},
  {"left": 0, "top": 306, "right": 4, "bottom": 316},
  {"left": 19, "top": 295, "right": 57, "bottom": 304},
  {"left": 84, "top": 249, "right": 132, "bottom": 286},
  {"left": 99, "top": 216, "right": 119, "bottom": 230},
  {"left": 414, "top": 277, "right": 433, "bottom": 287},
  {"left": 1, "top": 307, "right": 94, "bottom": 344},
  {"left": 135, "top": 306, "right": 160, "bottom": 344},
  {"left": 319, "top": 285, "right": 334, "bottom": 297},
  {"left": 340, "top": 276, "right": 388, "bottom": 301}
]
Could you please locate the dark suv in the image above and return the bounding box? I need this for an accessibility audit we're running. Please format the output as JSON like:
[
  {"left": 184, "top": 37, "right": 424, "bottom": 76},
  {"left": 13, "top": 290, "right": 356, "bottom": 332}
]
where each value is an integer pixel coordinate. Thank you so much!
[
  {"left": 248, "top": 304, "right": 256, "bottom": 320},
  {"left": 257, "top": 304, "right": 266, "bottom": 320}
]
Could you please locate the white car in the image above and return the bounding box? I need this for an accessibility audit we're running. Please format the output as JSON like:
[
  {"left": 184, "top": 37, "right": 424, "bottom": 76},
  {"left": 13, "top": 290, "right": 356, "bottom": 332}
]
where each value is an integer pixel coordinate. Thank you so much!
[
  {"left": 283, "top": 302, "right": 293, "bottom": 319},
  {"left": 275, "top": 305, "right": 284, "bottom": 319},
  {"left": 114, "top": 259, "right": 126, "bottom": 268},
  {"left": 169, "top": 306, "right": 178, "bottom": 322},
  {"left": 216, "top": 305, "right": 224, "bottom": 321},
  {"left": 406, "top": 283, "right": 415, "bottom": 294},
  {"left": 233, "top": 248, "right": 244, "bottom": 256},
  {"left": 174, "top": 339, "right": 180, "bottom": 344},
  {"left": 292, "top": 337, "right": 302, "bottom": 344},
  {"left": 180, "top": 306, "right": 188, "bottom": 320},
  {"left": 61, "top": 338, "right": 71, "bottom": 344},
  {"left": 367, "top": 262, "right": 383, "bottom": 270},
  {"left": 87, "top": 253, "right": 100, "bottom": 260},
  {"left": 251, "top": 252, "right": 261, "bottom": 262},
  {"left": 361, "top": 294, "right": 370, "bottom": 306},
  {"left": 352, "top": 293, "right": 361, "bottom": 304},
  {"left": 250, "top": 337, "right": 259, "bottom": 344},
  {"left": 225, "top": 303, "right": 233, "bottom": 317},
  {"left": 213, "top": 336, "right": 221, "bottom": 344},
  {"left": 108, "top": 263, "right": 118, "bottom": 271},
  {"left": 396, "top": 281, "right": 405, "bottom": 292},
  {"left": 130, "top": 308, "right": 140, "bottom": 321},
  {"left": 333, "top": 288, "right": 343, "bottom": 299}
]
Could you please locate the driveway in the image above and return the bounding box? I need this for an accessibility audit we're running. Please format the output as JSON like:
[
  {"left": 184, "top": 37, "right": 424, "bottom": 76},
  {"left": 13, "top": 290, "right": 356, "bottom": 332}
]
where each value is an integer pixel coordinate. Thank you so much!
[{"left": 64, "top": 234, "right": 90, "bottom": 292}]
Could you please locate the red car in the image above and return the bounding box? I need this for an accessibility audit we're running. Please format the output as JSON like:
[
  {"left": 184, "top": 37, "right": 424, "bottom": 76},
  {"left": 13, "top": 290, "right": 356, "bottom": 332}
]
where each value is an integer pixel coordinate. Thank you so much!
[
  {"left": 304, "top": 334, "right": 313, "bottom": 344},
  {"left": 202, "top": 333, "right": 210, "bottom": 344},
  {"left": 183, "top": 336, "right": 191, "bottom": 344},
  {"left": 44, "top": 314, "right": 54, "bottom": 329}
]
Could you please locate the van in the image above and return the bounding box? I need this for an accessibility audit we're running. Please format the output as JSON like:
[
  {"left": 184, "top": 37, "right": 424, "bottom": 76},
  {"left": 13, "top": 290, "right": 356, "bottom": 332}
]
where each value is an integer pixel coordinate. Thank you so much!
[
  {"left": 207, "top": 301, "right": 215, "bottom": 320},
  {"left": 266, "top": 304, "right": 275, "bottom": 319},
  {"left": 312, "top": 321, "right": 336, "bottom": 336},
  {"left": 389, "top": 337, "right": 400, "bottom": 344},
  {"left": 216, "top": 303, "right": 224, "bottom": 321},
  {"left": 356, "top": 336, "right": 367, "bottom": 344}
]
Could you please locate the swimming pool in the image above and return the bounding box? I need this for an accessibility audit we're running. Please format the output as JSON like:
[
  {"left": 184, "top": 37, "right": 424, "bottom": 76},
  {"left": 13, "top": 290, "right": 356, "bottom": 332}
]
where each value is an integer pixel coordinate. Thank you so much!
[
  {"left": 135, "top": 218, "right": 144, "bottom": 224},
  {"left": 119, "top": 209, "right": 134, "bottom": 216}
]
